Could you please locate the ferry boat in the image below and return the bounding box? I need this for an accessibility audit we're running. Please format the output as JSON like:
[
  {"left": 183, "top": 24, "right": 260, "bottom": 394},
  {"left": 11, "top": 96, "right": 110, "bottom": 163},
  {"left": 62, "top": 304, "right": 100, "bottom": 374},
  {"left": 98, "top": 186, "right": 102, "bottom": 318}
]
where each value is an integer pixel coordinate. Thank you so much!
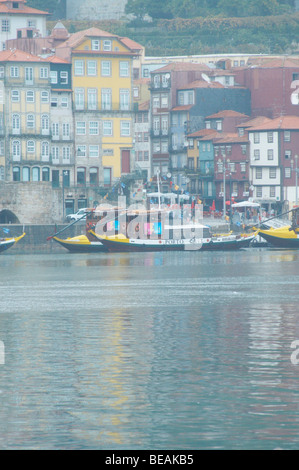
[
  {"left": 0, "top": 232, "right": 26, "bottom": 253},
  {"left": 52, "top": 234, "right": 107, "bottom": 253}
]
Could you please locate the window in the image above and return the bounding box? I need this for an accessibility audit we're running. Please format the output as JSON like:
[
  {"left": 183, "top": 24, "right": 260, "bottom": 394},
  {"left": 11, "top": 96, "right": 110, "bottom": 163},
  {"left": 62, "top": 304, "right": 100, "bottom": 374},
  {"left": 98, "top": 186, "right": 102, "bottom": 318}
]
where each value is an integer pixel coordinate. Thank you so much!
[
  {"left": 256, "top": 187, "right": 262, "bottom": 198},
  {"left": 2, "top": 19, "right": 10, "bottom": 32},
  {"left": 240, "top": 162, "right": 246, "bottom": 173},
  {"left": 267, "top": 149, "right": 274, "bottom": 160},
  {"left": 10, "top": 66, "right": 19, "bottom": 78},
  {"left": 11, "top": 90, "right": 19, "bottom": 102},
  {"left": 62, "top": 146, "right": 70, "bottom": 163},
  {"left": 26, "top": 90, "right": 34, "bottom": 103},
  {"left": 12, "top": 140, "right": 21, "bottom": 160},
  {"left": 60, "top": 71, "right": 68, "bottom": 84},
  {"left": 25, "top": 67, "right": 33, "bottom": 84},
  {"left": 285, "top": 150, "right": 291, "bottom": 160},
  {"left": 51, "top": 146, "right": 59, "bottom": 163},
  {"left": 74, "top": 60, "right": 84, "bottom": 76},
  {"left": 254, "top": 133, "right": 260, "bottom": 144},
  {"left": 12, "top": 114, "right": 20, "bottom": 133},
  {"left": 27, "top": 140, "right": 35, "bottom": 153},
  {"left": 22, "top": 167, "right": 30, "bottom": 182},
  {"left": 77, "top": 167, "right": 86, "bottom": 185},
  {"left": 119, "top": 61, "right": 129, "bottom": 77},
  {"left": 90, "top": 168, "right": 98, "bottom": 185},
  {"left": 32, "top": 167, "right": 40, "bottom": 181},
  {"left": 101, "top": 61, "right": 111, "bottom": 77},
  {"left": 50, "top": 71, "right": 57, "bottom": 84},
  {"left": 89, "top": 145, "right": 99, "bottom": 158},
  {"left": 0, "top": 165, "right": 4, "bottom": 180},
  {"left": 51, "top": 97, "right": 58, "bottom": 107},
  {"left": 270, "top": 186, "right": 276, "bottom": 197},
  {"left": 0, "top": 140, "right": 4, "bottom": 155},
  {"left": 103, "top": 40, "right": 112, "bottom": 51},
  {"left": 284, "top": 131, "right": 291, "bottom": 142},
  {"left": 76, "top": 121, "right": 86, "bottom": 135},
  {"left": 41, "top": 91, "right": 49, "bottom": 103},
  {"left": 42, "top": 167, "right": 50, "bottom": 181},
  {"left": 101, "top": 88, "right": 111, "bottom": 110},
  {"left": 41, "top": 141, "right": 49, "bottom": 160},
  {"left": 89, "top": 121, "right": 99, "bottom": 135},
  {"left": 216, "top": 120, "right": 222, "bottom": 131},
  {"left": 87, "top": 61, "right": 97, "bottom": 76},
  {"left": 0, "top": 66, "right": 4, "bottom": 78},
  {"left": 62, "top": 123, "right": 70, "bottom": 139},
  {"left": 91, "top": 40, "right": 100, "bottom": 51},
  {"left": 120, "top": 89, "right": 130, "bottom": 110},
  {"left": 52, "top": 122, "right": 59, "bottom": 138},
  {"left": 13, "top": 166, "right": 20, "bottom": 181},
  {"left": 40, "top": 67, "right": 48, "bottom": 79},
  {"left": 77, "top": 146, "right": 86, "bottom": 157},
  {"left": 255, "top": 168, "right": 262, "bottom": 179},
  {"left": 41, "top": 114, "right": 49, "bottom": 133},
  {"left": 103, "top": 120, "right": 113, "bottom": 136},
  {"left": 87, "top": 88, "right": 97, "bottom": 110},
  {"left": 269, "top": 167, "right": 276, "bottom": 179},
  {"left": 75, "top": 88, "right": 84, "bottom": 110},
  {"left": 267, "top": 132, "right": 273, "bottom": 143},
  {"left": 61, "top": 97, "right": 68, "bottom": 108},
  {"left": 285, "top": 167, "right": 291, "bottom": 178},
  {"left": 120, "top": 121, "right": 130, "bottom": 136},
  {"left": 254, "top": 149, "right": 260, "bottom": 160}
]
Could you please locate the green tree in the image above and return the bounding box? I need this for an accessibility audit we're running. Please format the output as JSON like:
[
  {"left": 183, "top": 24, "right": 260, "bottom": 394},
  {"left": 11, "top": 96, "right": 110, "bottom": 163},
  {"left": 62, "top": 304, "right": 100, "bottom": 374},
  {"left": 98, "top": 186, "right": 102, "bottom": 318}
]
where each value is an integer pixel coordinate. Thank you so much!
[{"left": 26, "top": 0, "right": 59, "bottom": 14}]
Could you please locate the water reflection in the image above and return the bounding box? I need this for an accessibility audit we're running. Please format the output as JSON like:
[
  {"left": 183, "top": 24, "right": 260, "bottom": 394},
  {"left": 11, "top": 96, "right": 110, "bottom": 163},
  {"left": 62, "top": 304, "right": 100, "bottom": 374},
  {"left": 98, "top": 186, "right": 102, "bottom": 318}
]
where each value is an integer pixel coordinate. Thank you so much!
[{"left": 1, "top": 252, "right": 299, "bottom": 449}]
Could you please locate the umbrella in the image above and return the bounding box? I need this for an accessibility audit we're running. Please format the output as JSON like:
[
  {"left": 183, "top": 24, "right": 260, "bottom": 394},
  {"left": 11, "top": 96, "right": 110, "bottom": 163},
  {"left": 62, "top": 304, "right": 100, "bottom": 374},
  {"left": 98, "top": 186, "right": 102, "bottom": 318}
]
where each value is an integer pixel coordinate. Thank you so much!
[
  {"left": 232, "top": 201, "right": 260, "bottom": 208},
  {"left": 210, "top": 200, "right": 216, "bottom": 211}
]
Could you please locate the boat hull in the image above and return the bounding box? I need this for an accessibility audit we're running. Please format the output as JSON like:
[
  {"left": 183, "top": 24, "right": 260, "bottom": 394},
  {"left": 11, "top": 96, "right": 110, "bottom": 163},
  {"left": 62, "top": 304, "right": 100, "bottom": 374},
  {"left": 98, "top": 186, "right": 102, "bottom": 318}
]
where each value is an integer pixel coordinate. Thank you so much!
[
  {"left": 258, "top": 229, "right": 299, "bottom": 248},
  {"left": 53, "top": 235, "right": 107, "bottom": 253},
  {"left": 95, "top": 234, "right": 255, "bottom": 253},
  {"left": 0, "top": 233, "right": 25, "bottom": 253}
]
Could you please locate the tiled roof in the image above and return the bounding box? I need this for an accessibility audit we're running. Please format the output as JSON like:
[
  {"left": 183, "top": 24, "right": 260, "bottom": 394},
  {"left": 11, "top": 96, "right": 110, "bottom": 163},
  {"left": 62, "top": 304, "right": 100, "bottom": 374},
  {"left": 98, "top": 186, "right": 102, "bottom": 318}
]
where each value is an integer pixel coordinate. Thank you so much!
[
  {"left": 0, "top": 49, "right": 46, "bottom": 62},
  {"left": 236, "top": 116, "right": 272, "bottom": 128},
  {"left": 248, "top": 115, "right": 299, "bottom": 131},
  {"left": 213, "top": 133, "right": 249, "bottom": 144},
  {"left": 0, "top": 0, "right": 48, "bottom": 14},
  {"left": 206, "top": 110, "right": 249, "bottom": 119},
  {"left": 56, "top": 27, "right": 116, "bottom": 50},
  {"left": 120, "top": 37, "right": 144, "bottom": 51},
  {"left": 178, "top": 79, "right": 224, "bottom": 90},
  {"left": 247, "top": 57, "right": 299, "bottom": 68},
  {"left": 154, "top": 62, "right": 210, "bottom": 73},
  {"left": 44, "top": 55, "right": 70, "bottom": 64},
  {"left": 171, "top": 105, "right": 193, "bottom": 112},
  {"left": 187, "top": 129, "right": 218, "bottom": 138}
]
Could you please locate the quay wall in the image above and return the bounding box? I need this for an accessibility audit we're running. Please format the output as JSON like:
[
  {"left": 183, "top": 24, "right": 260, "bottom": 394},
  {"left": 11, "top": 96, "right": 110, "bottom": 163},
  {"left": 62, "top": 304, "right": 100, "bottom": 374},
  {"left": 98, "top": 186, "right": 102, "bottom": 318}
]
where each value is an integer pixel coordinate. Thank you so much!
[
  {"left": 1, "top": 220, "right": 231, "bottom": 254},
  {"left": 0, "top": 223, "right": 86, "bottom": 254}
]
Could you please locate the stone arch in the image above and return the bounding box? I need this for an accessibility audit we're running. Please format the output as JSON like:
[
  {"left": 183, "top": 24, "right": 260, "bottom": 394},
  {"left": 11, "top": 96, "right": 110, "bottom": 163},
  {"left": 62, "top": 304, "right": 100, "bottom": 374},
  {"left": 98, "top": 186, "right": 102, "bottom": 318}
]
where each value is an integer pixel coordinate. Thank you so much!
[{"left": 0, "top": 209, "right": 20, "bottom": 224}]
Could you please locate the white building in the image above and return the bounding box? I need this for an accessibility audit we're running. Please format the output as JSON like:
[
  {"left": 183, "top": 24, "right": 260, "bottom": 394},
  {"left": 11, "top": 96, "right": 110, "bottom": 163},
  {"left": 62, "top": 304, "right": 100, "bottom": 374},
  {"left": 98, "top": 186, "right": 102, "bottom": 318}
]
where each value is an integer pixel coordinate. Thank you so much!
[{"left": 0, "top": 0, "right": 48, "bottom": 51}]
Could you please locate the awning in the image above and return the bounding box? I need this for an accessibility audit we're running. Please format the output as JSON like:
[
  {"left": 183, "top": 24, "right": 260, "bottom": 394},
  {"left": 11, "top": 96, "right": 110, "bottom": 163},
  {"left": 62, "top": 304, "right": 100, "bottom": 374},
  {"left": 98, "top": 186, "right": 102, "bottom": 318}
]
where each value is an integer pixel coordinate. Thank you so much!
[{"left": 232, "top": 201, "right": 260, "bottom": 208}]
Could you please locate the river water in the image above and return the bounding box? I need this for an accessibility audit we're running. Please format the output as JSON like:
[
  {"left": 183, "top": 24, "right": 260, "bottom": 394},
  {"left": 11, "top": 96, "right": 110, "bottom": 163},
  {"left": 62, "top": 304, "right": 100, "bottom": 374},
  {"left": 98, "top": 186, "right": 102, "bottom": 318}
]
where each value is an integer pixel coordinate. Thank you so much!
[{"left": 1, "top": 248, "right": 299, "bottom": 450}]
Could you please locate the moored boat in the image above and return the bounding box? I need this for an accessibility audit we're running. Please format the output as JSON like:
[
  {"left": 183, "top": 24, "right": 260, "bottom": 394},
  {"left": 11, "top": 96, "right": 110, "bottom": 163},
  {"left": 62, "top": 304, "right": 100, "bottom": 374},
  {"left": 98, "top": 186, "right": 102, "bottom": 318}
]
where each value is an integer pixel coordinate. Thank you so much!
[
  {"left": 0, "top": 232, "right": 26, "bottom": 253},
  {"left": 257, "top": 225, "right": 299, "bottom": 248},
  {"left": 90, "top": 229, "right": 256, "bottom": 252},
  {"left": 52, "top": 234, "right": 107, "bottom": 253}
]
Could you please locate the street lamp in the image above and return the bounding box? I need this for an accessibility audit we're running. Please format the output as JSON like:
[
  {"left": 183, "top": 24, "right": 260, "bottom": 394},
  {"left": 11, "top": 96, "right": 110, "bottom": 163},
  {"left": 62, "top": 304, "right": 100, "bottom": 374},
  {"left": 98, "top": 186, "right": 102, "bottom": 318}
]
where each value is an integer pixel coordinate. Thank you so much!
[{"left": 218, "top": 154, "right": 230, "bottom": 219}]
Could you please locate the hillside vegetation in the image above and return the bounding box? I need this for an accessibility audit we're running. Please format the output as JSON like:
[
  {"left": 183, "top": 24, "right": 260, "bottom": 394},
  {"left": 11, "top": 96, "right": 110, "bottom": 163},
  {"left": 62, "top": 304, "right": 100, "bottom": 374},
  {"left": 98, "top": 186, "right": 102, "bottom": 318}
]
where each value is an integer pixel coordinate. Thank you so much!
[{"left": 47, "top": 12, "right": 299, "bottom": 56}]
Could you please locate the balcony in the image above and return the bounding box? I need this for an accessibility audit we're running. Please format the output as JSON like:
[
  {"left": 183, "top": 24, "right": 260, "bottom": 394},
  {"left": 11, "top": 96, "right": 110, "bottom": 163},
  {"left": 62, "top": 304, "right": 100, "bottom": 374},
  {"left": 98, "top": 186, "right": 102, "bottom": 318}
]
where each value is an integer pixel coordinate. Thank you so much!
[{"left": 149, "top": 79, "right": 171, "bottom": 91}]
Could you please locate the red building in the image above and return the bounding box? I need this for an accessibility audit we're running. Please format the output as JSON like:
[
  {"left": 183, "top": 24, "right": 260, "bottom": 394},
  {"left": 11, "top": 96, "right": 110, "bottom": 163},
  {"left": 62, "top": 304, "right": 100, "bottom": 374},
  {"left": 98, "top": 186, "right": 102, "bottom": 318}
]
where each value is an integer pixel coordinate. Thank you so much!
[{"left": 234, "top": 57, "right": 299, "bottom": 118}]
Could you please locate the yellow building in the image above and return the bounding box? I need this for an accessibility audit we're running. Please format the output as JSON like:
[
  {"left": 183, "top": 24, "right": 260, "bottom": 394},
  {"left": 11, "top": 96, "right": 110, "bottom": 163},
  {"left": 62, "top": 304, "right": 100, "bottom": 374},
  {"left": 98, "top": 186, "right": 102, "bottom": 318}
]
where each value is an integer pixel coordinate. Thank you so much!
[
  {"left": 0, "top": 49, "right": 51, "bottom": 182},
  {"left": 56, "top": 27, "right": 141, "bottom": 186}
]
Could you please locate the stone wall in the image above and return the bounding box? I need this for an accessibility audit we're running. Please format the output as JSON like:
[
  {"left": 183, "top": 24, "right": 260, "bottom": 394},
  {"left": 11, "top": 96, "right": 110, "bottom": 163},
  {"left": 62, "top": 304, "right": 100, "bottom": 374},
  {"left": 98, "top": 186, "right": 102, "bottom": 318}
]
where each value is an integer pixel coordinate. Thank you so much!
[
  {"left": 0, "top": 223, "right": 85, "bottom": 254},
  {"left": 66, "top": 0, "right": 128, "bottom": 21}
]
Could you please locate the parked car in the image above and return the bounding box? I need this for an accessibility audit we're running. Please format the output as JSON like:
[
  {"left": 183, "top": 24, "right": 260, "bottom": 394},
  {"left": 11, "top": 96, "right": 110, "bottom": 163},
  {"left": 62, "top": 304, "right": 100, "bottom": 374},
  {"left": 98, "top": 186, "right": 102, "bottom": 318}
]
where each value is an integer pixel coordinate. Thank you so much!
[{"left": 66, "top": 208, "right": 88, "bottom": 222}]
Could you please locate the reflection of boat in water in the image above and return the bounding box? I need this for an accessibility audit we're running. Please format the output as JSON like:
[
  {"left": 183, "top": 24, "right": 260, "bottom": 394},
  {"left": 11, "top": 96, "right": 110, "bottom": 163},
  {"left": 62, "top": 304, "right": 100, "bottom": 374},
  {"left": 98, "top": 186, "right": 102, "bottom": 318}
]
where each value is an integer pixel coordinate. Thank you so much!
[
  {"left": 0, "top": 232, "right": 26, "bottom": 253},
  {"left": 90, "top": 227, "right": 256, "bottom": 252},
  {"left": 52, "top": 234, "right": 107, "bottom": 253}
]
